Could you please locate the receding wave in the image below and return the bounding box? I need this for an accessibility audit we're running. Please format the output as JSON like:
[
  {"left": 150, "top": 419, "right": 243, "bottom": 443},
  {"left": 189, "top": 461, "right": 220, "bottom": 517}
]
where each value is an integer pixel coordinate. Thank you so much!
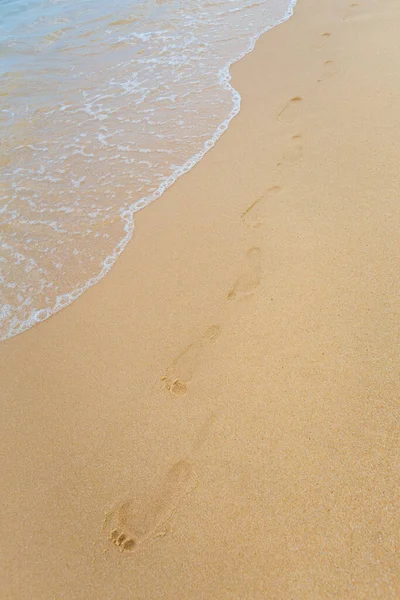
[{"left": 0, "top": 0, "right": 296, "bottom": 341}]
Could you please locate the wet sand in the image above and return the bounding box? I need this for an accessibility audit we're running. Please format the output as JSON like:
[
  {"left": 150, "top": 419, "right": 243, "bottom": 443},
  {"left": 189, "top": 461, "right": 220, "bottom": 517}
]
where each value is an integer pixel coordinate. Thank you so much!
[{"left": 1, "top": 0, "right": 400, "bottom": 597}]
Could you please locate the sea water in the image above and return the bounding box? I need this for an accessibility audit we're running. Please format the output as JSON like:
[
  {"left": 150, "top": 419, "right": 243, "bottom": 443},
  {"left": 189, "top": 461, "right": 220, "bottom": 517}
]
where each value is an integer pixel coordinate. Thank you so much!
[{"left": 0, "top": 0, "right": 296, "bottom": 340}]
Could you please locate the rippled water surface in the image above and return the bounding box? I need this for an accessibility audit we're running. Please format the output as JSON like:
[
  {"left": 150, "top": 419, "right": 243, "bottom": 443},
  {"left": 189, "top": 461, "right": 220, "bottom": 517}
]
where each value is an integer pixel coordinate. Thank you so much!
[{"left": 0, "top": 0, "right": 295, "bottom": 340}]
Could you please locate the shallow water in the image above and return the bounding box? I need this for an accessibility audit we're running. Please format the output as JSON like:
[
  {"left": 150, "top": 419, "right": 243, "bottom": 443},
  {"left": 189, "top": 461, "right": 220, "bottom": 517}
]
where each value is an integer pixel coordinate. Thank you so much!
[{"left": 0, "top": 0, "right": 295, "bottom": 340}]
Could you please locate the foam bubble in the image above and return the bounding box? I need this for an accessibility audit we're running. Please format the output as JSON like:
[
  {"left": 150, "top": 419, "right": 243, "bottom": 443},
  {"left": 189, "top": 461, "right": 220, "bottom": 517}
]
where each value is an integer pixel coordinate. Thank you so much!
[{"left": 0, "top": 0, "right": 297, "bottom": 341}]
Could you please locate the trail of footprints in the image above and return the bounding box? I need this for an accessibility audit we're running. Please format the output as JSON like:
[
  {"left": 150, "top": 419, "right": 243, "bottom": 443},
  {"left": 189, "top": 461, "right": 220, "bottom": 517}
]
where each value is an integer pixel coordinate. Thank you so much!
[
  {"left": 162, "top": 248, "right": 265, "bottom": 397},
  {"left": 236, "top": 18, "right": 339, "bottom": 309},
  {"left": 161, "top": 10, "right": 337, "bottom": 405},
  {"left": 104, "top": 9, "right": 353, "bottom": 556}
]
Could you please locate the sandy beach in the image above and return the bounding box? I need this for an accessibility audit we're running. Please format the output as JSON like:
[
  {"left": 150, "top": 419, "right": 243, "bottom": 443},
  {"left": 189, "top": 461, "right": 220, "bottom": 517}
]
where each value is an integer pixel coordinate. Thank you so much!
[{"left": 1, "top": 0, "right": 400, "bottom": 597}]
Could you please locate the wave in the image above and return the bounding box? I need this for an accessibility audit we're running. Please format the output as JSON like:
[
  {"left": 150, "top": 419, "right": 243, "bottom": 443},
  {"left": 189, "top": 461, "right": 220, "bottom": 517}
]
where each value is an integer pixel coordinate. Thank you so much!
[{"left": 0, "top": 0, "right": 297, "bottom": 341}]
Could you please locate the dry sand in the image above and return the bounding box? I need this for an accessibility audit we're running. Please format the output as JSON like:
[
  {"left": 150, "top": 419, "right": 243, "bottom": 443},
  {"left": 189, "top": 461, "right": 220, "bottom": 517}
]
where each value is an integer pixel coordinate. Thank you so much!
[{"left": 1, "top": 0, "right": 400, "bottom": 597}]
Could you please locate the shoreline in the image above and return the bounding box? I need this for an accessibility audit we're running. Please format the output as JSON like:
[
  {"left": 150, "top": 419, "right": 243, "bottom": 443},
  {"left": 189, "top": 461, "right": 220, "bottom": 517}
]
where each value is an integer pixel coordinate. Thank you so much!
[
  {"left": 1, "top": 0, "right": 297, "bottom": 343},
  {"left": 2, "top": 0, "right": 400, "bottom": 597}
]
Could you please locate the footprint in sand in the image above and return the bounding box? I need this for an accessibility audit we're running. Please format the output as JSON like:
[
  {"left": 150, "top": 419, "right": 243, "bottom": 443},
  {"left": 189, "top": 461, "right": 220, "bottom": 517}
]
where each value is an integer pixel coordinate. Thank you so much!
[
  {"left": 162, "top": 325, "right": 222, "bottom": 395},
  {"left": 314, "top": 31, "right": 332, "bottom": 51},
  {"left": 318, "top": 60, "right": 336, "bottom": 82},
  {"left": 277, "top": 96, "right": 303, "bottom": 123},
  {"left": 277, "top": 134, "right": 303, "bottom": 167},
  {"left": 104, "top": 460, "right": 195, "bottom": 552},
  {"left": 228, "top": 247, "right": 262, "bottom": 300},
  {"left": 241, "top": 185, "right": 281, "bottom": 229},
  {"left": 343, "top": 3, "right": 360, "bottom": 19}
]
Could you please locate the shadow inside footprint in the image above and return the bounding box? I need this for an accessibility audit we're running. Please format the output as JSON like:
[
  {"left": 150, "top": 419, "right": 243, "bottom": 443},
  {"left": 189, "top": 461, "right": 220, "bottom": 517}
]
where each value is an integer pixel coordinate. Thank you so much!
[
  {"left": 277, "top": 96, "right": 303, "bottom": 123},
  {"left": 109, "top": 529, "right": 136, "bottom": 551},
  {"left": 228, "top": 247, "right": 262, "bottom": 300},
  {"left": 241, "top": 186, "right": 281, "bottom": 229},
  {"left": 318, "top": 60, "right": 336, "bottom": 82},
  {"left": 344, "top": 3, "right": 360, "bottom": 19},
  {"left": 162, "top": 325, "right": 221, "bottom": 395},
  {"left": 105, "top": 460, "right": 195, "bottom": 552},
  {"left": 278, "top": 134, "right": 303, "bottom": 166}
]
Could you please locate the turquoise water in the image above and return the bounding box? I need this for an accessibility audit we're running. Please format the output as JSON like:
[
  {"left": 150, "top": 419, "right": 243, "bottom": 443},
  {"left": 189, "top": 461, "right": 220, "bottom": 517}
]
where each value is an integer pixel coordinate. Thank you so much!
[{"left": 0, "top": 0, "right": 296, "bottom": 340}]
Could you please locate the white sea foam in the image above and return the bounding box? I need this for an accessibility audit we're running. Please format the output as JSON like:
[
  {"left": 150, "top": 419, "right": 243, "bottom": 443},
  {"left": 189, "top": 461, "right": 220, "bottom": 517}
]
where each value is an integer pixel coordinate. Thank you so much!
[{"left": 0, "top": 0, "right": 297, "bottom": 341}]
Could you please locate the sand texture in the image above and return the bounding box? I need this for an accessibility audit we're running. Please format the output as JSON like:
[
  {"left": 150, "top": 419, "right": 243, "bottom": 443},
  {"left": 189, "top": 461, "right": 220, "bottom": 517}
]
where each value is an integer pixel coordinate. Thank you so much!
[{"left": 1, "top": 0, "right": 400, "bottom": 597}]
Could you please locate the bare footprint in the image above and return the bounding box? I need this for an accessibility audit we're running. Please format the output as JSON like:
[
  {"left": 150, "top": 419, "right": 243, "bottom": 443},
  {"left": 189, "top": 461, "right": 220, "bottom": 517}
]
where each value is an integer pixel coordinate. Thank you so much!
[
  {"left": 277, "top": 134, "right": 303, "bottom": 166},
  {"left": 241, "top": 185, "right": 281, "bottom": 229},
  {"left": 344, "top": 3, "right": 360, "bottom": 19},
  {"left": 162, "top": 325, "right": 222, "bottom": 395},
  {"left": 277, "top": 96, "right": 303, "bottom": 123},
  {"left": 104, "top": 460, "right": 195, "bottom": 552},
  {"left": 228, "top": 247, "right": 262, "bottom": 300},
  {"left": 318, "top": 60, "right": 336, "bottom": 82}
]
